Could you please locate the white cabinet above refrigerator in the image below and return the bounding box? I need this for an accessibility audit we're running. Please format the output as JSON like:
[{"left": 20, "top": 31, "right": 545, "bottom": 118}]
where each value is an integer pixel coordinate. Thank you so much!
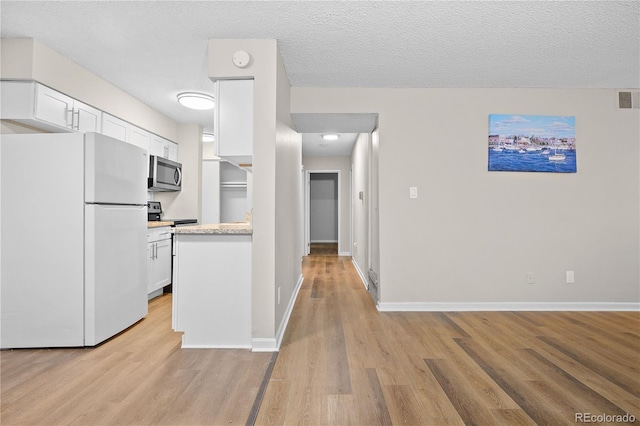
[{"left": 1, "top": 81, "right": 102, "bottom": 133}]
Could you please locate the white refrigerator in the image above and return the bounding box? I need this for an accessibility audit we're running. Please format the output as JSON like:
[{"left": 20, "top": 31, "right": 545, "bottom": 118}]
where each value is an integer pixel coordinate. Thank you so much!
[{"left": 1, "top": 132, "right": 148, "bottom": 348}]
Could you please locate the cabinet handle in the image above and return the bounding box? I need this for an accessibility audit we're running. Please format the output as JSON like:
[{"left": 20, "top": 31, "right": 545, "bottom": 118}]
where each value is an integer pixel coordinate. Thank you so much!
[
  {"left": 73, "top": 110, "right": 80, "bottom": 131},
  {"left": 154, "top": 242, "right": 158, "bottom": 260},
  {"left": 66, "top": 109, "right": 74, "bottom": 128}
]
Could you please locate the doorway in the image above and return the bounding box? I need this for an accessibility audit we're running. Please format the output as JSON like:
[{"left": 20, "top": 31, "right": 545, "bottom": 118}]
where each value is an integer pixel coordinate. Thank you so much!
[{"left": 305, "top": 171, "right": 340, "bottom": 256}]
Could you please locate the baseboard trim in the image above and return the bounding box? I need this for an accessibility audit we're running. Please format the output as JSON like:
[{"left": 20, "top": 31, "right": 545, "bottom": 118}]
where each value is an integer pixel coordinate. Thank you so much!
[
  {"left": 182, "top": 343, "right": 252, "bottom": 349},
  {"left": 251, "top": 338, "right": 278, "bottom": 352},
  {"left": 352, "top": 259, "right": 368, "bottom": 290},
  {"left": 310, "top": 240, "right": 338, "bottom": 243},
  {"left": 252, "top": 274, "right": 305, "bottom": 353},
  {"left": 338, "top": 251, "right": 351, "bottom": 256},
  {"left": 276, "top": 274, "right": 304, "bottom": 349},
  {"left": 377, "top": 302, "right": 640, "bottom": 312}
]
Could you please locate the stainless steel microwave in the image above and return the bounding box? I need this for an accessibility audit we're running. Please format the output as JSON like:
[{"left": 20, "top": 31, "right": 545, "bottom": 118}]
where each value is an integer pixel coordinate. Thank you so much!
[{"left": 148, "top": 155, "right": 182, "bottom": 191}]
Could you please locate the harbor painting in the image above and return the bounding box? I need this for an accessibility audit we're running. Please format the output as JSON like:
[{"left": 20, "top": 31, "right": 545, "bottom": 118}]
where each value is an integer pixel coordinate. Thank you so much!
[{"left": 488, "top": 114, "right": 576, "bottom": 173}]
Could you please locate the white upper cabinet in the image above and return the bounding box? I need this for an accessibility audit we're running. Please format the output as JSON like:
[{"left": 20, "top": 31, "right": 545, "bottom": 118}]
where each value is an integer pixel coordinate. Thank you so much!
[
  {"left": 214, "top": 79, "right": 253, "bottom": 166},
  {"left": 1, "top": 81, "right": 102, "bottom": 133},
  {"left": 149, "top": 134, "right": 178, "bottom": 162},
  {"left": 73, "top": 99, "right": 102, "bottom": 133},
  {"left": 2, "top": 80, "right": 178, "bottom": 158},
  {"left": 33, "top": 84, "right": 74, "bottom": 129},
  {"left": 129, "top": 125, "right": 150, "bottom": 152},
  {"left": 101, "top": 113, "right": 130, "bottom": 142}
]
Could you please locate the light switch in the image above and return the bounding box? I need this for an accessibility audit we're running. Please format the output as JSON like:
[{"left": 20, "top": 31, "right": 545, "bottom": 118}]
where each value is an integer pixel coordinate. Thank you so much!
[{"left": 409, "top": 187, "right": 418, "bottom": 199}]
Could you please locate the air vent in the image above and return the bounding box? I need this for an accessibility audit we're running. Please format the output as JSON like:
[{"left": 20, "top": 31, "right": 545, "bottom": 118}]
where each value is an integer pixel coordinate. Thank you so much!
[{"left": 618, "top": 90, "right": 640, "bottom": 109}]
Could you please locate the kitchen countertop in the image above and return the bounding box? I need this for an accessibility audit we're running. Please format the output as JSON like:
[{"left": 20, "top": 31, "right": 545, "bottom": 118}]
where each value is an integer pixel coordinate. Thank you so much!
[
  {"left": 148, "top": 221, "right": 174, "bottom": 228},
  {"left": 173, "top": 223, "right": 252, "bottom": 235}
]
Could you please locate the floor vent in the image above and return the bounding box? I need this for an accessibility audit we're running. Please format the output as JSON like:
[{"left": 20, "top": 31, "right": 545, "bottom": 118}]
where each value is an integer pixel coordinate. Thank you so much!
[
  {"left": 618, "top": 90, "right": 640, "bottom": 109},
  {"left": 367, "top": 269, "right": 379, "bottom": 303}
]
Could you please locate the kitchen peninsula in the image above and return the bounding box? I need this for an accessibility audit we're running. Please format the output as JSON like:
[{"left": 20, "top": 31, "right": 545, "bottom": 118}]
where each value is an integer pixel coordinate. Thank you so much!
[{"left": 171, "top": 223, "right": 252, "bottom": 348}]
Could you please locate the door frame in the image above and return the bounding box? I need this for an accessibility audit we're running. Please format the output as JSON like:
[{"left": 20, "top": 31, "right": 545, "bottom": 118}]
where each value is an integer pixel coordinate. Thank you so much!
[{"left": 305, "top": 170, "right": 341, "bottom": 255}]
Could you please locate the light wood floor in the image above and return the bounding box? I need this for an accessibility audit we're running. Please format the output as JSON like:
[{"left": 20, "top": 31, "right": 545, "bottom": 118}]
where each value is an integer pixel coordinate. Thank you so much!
[
  {"left": 310, "top": 243, "right": 338, "bottom": 256},
  {"left": 1, "top": 295, "right": 273, "bottom": 425},
  {"left": 256, "top": 254, "right": 640, "bottom": 425},
  {"left": 2, "top": 254, "right": 639, "bottom": 425}
]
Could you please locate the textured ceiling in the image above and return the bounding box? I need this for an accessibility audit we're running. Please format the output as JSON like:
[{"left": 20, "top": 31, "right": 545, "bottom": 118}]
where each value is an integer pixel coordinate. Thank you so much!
[{"left": 2, "top": 1, "right": 639, "bottom": 149}]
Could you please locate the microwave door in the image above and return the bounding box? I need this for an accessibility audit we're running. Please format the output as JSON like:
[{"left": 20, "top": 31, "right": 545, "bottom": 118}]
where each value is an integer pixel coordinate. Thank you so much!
[{"left": 149, "top": 156, "right": 182, "bottom": 191}]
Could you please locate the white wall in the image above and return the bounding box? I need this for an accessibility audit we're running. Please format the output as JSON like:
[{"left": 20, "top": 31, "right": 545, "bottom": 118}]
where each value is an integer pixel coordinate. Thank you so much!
[
  {"left": 303, "top": 156, "right": 352, "bottom": 254},
  {"left": 274, "top": 47, "right": 303, "bottom": 342},
  {"left": 351, "top": 133, "right": 370, "bottom": 285},
  {"left": 201, "top": 160, "right": 221, "bottom": 224},
  {"left": 209, "top": 39, "right": 302, "bottom": 348},
  {"left": 156, "top": 124, "right": 202, "bottom": 221},
  {"left": 293, "top": 88, "right": 640, "bottom": 308}
]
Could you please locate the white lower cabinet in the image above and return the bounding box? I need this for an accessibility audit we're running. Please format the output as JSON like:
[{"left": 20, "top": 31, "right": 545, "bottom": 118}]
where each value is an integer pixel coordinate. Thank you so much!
[
  {"left": 172, "top": 233, "right": 251, "bottom": 348},
  {"left": 147, "top": 227, "right": 172, "bottom": 298}
]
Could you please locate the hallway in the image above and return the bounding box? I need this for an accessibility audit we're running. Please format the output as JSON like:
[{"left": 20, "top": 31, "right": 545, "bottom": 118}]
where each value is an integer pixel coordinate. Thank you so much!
[{"left": 256, "top": 254, "right": 640, "bottom": 424}]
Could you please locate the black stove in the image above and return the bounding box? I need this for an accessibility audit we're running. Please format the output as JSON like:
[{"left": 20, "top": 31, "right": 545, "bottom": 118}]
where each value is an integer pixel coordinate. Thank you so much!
[
  {"left": 147, "top": 201, "right": 197, "bottom": 226},
  {"left": 164, "top": 218, "right": 198, "bottom": 226}
]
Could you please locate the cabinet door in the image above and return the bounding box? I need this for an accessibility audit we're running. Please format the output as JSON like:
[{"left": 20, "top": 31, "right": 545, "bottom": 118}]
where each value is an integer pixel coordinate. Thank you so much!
[
  {"left": 166, "top": 141, "right": 178, "bottom": 161},
  {"left": 149, "top": 239, "right": 172, "bottom": 292},
  {"left": 215, "top": 79, "right": 253, "bottom": 162},
  {"left": 149, "top": 134, "right": 166, "bottom": 158},
  {"left": 34, "top": 84, "right": 74, "bottom": 129},
  {"left": 154, "top": 239, "right": 172, "bottom": 289},
  {"left": 147, "top": 242, "right": 155, "bottom": 293},
  {"left": 129, "top": 126, "right": 150, "bottom": 152},
  {"left": 149, "top": 134, "right": 178, "bottom": 160},
  {"left": 101, "top": 113, "right": 130, "bottom": 142},
  {"left": 73, "top": 100, "right": 102, "bottom": 133}
]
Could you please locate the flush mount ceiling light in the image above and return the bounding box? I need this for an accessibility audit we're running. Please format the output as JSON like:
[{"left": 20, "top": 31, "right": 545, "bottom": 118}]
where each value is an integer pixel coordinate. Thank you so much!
[
  {"left": 202, "top": 132, "right": 215, "bottom": 143},
  {"left": 177, "top": 92, "right": 215, "bottom": 110},
  {"left": 322, "top": 133, "right": 340, "bottom": 141}
]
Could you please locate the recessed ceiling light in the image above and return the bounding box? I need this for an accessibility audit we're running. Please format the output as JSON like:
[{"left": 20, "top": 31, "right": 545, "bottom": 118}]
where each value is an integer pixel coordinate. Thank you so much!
[
  {"left": 202, "top": 132, "right": 215, "bottom": 143},
  {"left": 322, "top": 133, "right": 340, "bottom": 141},
  {"left": 177, "top": 92, "right": 215, "bottom": 110}
]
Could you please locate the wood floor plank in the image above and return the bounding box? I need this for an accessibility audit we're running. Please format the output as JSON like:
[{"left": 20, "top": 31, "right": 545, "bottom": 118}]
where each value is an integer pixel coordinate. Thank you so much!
[
  {"left": 382, "top": 384, "right": 431, "bottom": 425},
  {"left": 521, "top": 347, "right": 630, "bottom": 417},
  {"left": 253, "top": 380, "right": 291, "bottom": 425},
  {"left": 454, "top": 337, "right": 571, "bottom": 425},
  {"left": 424, "top": 358, "right": 499, "bottom": 425},
  {"left": 538, "top": 335, "right": 640, "bottom": 398}
]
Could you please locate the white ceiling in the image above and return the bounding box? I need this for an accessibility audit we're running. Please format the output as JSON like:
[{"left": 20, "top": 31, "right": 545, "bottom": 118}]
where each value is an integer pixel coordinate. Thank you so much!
[
  {"left": 2, "top": 1, "right": 639, "bottom": 156},
  {"left": 302, "top": 133, "right": 359, "bottom": 157}
]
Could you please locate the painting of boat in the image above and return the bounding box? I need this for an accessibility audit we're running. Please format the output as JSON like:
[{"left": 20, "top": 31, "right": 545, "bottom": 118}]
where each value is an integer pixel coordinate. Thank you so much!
[{"left": 488, "top": 114, "right": 576, "bottom": 173}]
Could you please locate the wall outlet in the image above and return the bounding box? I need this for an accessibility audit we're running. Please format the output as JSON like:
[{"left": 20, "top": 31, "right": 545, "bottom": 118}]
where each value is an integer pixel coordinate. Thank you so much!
[
  {"left": 566, "top": 270, "right": 575, "bottom": 284},
  {"left": 526, "top": 272, "right": 535, "bottom": 284},
  {"left": 277, "top": 287, "right": 281, "bottom": 304},
  {"left": 409, "top": 186, "right": 418, "bottom": 199}
]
